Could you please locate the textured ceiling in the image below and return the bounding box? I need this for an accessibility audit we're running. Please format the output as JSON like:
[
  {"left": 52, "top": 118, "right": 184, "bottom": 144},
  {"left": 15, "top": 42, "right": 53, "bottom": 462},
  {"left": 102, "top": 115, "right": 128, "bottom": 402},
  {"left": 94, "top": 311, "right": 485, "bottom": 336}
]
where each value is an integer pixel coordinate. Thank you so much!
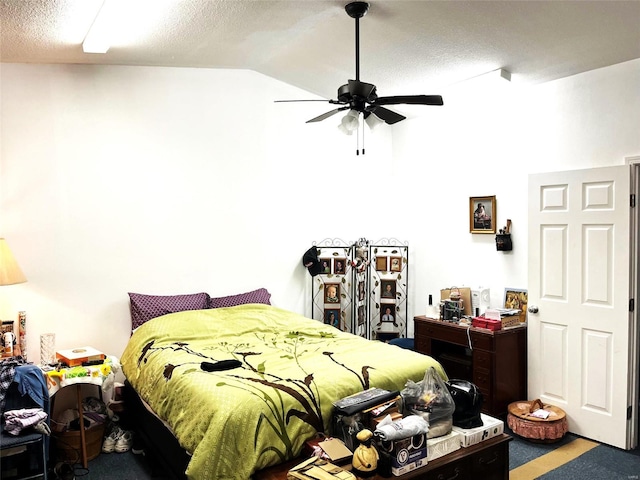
[{"left": 1, "top": 0, "right": 640, "bottom": 100}]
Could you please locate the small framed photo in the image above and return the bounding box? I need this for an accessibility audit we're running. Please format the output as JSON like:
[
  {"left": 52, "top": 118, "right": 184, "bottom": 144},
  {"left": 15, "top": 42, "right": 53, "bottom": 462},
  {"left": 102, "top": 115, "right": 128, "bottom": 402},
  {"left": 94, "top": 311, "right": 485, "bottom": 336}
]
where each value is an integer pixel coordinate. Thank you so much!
[
  {"left": 470, "top": 196, "right": 497, "bottom": 234},
  {"left": 381, "top": 305, "right": 397, "bottom": 326},
  {"left": 504, "top": 288, "right": 528, "bottom": 323},
  {"left": 333, "top": 258, "right": 346, "bottom": 275},
  {"left": 324, "top": 309, "right": 340, "bottom": 328},
  {"left": 381, "top": 280, "right": 396, "bottom": 299},
  {"left": 375, "top": 256, "right": 388, "bottom": 271},
  {"left": 324, "top": 283, "right": 341, "bottom": 304},
  {"left": 357, "top": 305, "right": 365, "bottom": 325},
  {"left": 390, "top": 256, "right": 402, "bottom": 272},
  {"left": 319, "top": 258, "right": 331, "bottom": 274},
  {"left": 358, "top": 281, "right": 365, "bottom": 301}
]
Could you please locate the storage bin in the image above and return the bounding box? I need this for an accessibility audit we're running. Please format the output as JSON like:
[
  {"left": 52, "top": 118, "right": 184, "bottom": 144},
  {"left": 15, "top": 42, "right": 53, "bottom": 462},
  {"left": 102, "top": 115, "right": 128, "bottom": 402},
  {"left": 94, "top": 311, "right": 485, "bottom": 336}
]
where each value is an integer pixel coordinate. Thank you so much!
[{"left": 53, "top": 423, "right": 105, "bottom": 463}]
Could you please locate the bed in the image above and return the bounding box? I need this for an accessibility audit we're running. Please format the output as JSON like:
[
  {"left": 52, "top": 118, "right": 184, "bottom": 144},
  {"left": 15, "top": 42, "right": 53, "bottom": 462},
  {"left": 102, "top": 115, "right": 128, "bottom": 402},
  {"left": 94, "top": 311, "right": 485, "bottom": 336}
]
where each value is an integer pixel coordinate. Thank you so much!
[{"left": 120, "top": 302, "right": 446, "bottom": 480}]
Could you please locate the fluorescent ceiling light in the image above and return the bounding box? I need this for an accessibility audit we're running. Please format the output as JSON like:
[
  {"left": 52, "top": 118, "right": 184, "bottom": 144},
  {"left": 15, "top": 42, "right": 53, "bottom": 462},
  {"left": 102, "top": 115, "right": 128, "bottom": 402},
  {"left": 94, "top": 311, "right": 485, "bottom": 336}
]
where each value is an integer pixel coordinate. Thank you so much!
[{"left": 82, "top": 0, "right": 116, "bottom": 53}]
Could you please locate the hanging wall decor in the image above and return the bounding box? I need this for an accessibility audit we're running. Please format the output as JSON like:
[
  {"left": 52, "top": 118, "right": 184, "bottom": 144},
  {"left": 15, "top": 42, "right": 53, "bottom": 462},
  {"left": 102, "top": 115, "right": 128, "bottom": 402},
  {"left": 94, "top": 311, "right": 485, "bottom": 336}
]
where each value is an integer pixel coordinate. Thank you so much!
[
  {"left": 369, "top": 239, "right": 409, "bottom": 342},
  {"left": 308, "top": 237, "right": 408, "bottom": 341},
  {"left": 310, "top": 238, "right": 355, "bottom": 334}
]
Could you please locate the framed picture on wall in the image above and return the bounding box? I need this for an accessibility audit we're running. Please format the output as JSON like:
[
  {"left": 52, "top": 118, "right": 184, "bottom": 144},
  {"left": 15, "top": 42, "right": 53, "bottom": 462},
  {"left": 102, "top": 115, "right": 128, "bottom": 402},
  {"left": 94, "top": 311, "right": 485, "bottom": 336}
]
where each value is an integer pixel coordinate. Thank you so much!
[
  {"left": 470, "top": 195, "right": 497, "bottom": 234},
  {"left": 334, "top": 258, "right": 346, "bottom": 275}
]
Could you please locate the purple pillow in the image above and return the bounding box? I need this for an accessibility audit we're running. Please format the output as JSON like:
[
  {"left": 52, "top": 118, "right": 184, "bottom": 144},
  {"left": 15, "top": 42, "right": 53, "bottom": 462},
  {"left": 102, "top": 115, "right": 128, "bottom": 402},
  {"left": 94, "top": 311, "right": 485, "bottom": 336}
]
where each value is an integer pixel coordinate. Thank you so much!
[
  {"left": 129, "top": 292, "right": 210, "bottom": 330},
  {"left": 208, "top": 288, "right": 271, "bottom": 309}
]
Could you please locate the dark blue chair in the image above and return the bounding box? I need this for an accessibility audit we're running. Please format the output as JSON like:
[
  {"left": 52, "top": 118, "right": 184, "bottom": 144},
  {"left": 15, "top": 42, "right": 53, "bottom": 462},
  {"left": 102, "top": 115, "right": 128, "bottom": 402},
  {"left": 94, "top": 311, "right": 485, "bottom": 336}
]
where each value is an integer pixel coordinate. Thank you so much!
[
  {"left": 1, "top": 367, "right": 49, "bottom": 480},
  {"left": 388, "top": 337, "right": 415, "bottom": 350}
]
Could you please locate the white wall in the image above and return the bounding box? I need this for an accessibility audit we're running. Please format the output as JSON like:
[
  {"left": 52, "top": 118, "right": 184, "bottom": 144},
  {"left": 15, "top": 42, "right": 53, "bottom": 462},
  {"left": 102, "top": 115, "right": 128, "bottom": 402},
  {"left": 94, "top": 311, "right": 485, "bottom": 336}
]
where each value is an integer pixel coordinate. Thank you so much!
[{"left": 1, "top": 59, "right": 638, "bottom": 362}]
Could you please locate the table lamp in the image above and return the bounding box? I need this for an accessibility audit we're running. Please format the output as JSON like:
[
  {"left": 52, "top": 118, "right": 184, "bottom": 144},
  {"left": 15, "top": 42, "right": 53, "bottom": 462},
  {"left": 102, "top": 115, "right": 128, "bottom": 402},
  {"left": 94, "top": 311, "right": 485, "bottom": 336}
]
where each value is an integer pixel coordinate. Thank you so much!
[
  {"left": 0, "top": 238, "right": 27, "bottom": 286},
  {"left": 0, "top": 238, "right": 27, "bottom": 357}
]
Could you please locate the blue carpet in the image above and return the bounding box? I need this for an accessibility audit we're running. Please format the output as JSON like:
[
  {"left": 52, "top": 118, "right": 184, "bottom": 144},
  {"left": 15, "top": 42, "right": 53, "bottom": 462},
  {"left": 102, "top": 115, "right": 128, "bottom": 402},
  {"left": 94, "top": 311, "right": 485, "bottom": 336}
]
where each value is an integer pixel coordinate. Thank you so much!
[{"left": 59, "top": 428, "right": 640, "bottom": 479}]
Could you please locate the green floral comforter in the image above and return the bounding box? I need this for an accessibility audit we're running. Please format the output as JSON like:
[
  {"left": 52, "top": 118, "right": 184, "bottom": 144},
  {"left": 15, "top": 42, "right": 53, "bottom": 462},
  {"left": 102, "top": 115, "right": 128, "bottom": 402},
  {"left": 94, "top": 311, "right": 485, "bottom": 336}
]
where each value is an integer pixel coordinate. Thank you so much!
[{"left": 120, "top": 304, "right": 445, "bottom": 479}]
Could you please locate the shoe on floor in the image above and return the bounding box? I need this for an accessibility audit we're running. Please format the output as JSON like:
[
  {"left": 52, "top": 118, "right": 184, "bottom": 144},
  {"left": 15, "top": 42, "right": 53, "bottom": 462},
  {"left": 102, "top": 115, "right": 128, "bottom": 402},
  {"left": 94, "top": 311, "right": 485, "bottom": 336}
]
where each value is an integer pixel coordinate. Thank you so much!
[
  {"left": 101, "top": 426, "right": 123, "bottom": 453},
  {"left": 131, "top": 435, "right": 145, "bottom": 455},
  {"left": 54, "top": 462, "right": 75, "bottom": 480},
  {"left": 115, "top": 429, "right": 133, "bottom": 453}
]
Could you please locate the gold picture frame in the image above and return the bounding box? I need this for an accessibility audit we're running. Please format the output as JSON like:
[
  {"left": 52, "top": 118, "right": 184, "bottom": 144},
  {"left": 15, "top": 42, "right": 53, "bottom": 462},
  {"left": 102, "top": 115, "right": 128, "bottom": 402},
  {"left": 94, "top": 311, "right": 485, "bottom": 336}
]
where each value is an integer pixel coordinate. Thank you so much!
[
  {"left": 470, "top": 196, "right": 497, "bottom": 234},
  {"left": 504, "top": 288, "right": 528, "bottom": 323}
]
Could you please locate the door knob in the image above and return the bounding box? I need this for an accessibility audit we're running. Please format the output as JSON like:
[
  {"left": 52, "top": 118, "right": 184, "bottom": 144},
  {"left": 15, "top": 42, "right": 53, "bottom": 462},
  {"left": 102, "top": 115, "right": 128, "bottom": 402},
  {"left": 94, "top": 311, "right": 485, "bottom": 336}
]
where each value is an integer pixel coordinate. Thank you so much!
[{"left": 528, "top": 305, "right": 539, "bottom": 314}]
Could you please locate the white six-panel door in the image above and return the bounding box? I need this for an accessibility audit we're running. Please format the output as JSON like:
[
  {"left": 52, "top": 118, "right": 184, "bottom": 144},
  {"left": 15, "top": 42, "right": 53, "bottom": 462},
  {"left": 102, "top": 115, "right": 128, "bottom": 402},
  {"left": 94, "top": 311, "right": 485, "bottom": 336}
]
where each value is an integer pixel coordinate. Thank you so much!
[{"left": 528, "top": 165, "right": 632, "bottom": 448}]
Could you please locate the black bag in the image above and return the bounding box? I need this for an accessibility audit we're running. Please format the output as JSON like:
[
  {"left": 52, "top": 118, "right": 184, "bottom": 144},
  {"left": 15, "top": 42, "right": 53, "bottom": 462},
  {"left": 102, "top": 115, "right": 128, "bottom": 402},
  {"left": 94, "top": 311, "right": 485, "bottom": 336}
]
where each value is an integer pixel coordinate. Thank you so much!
[{"left": 445, "top": 379, "right": 483, "bottom": 429}]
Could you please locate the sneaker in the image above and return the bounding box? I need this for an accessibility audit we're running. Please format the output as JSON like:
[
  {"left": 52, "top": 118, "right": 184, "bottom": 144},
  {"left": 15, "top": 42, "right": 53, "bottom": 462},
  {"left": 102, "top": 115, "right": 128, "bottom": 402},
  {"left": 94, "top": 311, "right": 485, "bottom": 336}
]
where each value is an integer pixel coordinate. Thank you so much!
[
  {"left": 101, "top": 426, "right": 123, "bottom": 453},
  {"left": 131, "top": 436, "right": 145, "bottom": 455},
  {"left": 115, "top": 430, "right": 133, "bottom": 453}
]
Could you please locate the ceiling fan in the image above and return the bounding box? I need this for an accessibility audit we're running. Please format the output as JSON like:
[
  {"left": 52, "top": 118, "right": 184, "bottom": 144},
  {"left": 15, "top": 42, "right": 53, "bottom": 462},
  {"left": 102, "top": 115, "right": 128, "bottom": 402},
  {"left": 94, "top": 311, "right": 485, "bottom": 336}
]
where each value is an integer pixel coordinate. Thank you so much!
[{"left": 276, "top": 1, "right": 443, "bottom": 132}]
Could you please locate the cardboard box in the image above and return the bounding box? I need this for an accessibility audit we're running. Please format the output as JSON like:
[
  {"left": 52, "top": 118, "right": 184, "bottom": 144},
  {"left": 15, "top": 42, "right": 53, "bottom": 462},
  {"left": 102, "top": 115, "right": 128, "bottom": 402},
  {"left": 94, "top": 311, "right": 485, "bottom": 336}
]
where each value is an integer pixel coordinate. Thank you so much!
[
  {"left": 440, "top": 288, "right": 472, "bottom": 316},
  {"left": 426, "top": 431, "right": 461, "bottom": 461},
  {"left": 56, "top": 346, "right": 105, "bottom": 367},
  {"left": 378, "top": 433, "right": 428, "bottom": 476},
  {"left": 451, "top": 413, "right": 504, "bottom": 447}
]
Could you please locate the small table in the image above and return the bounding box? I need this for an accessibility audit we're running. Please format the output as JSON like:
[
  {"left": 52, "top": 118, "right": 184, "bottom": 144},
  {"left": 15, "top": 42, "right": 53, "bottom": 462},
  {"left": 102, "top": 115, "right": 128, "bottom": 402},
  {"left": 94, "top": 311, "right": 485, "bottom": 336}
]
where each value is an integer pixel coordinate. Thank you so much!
[{"left": 44, "top": 357, "right": 119, "bottom": 468}]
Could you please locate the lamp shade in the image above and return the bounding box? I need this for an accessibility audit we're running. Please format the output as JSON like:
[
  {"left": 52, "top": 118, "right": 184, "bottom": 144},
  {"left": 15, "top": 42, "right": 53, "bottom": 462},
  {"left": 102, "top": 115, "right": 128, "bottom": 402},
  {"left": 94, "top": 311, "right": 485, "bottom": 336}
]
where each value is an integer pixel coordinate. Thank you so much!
[
  {"left": 338, "top": 109, "right": 360, "bottom": 135},
  {"left": 0, "top": 238, "right": 27, "bottom": 285}
]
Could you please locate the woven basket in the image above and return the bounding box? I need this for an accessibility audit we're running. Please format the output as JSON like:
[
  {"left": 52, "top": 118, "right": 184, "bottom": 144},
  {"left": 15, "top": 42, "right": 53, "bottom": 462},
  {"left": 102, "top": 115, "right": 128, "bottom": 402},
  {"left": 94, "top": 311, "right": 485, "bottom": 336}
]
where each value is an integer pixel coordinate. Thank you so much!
[{"left": 53, "top": 423, "right": 106, "bottom": 463}]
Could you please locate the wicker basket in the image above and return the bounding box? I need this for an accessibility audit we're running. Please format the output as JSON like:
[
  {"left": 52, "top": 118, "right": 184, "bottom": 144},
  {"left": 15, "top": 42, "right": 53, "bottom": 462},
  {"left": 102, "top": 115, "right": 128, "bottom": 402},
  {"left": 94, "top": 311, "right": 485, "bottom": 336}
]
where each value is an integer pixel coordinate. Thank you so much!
[{"left": 53, "top": 423, "right": 106, "bottom": 463}]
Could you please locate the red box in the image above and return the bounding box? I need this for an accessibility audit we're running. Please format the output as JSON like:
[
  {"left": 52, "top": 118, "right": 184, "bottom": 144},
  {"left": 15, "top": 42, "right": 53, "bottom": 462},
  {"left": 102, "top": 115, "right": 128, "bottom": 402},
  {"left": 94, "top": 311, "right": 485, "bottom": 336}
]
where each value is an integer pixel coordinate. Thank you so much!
[{"left": 472, "top": 317, "right": 502, "bottom": 331}]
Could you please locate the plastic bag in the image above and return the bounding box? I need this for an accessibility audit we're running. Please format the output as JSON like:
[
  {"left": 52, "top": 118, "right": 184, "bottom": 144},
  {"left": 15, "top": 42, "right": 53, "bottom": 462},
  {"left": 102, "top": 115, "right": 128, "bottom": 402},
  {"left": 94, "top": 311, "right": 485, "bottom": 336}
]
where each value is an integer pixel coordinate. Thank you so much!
[{"left": 401, "top": 366, "right": 455, "bottom": 438}]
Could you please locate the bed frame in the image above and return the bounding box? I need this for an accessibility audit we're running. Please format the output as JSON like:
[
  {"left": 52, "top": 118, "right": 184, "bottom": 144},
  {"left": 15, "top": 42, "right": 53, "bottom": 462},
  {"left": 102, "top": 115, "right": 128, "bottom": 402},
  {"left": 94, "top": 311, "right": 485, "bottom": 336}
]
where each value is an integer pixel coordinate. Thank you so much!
[{"left": 123, "top": 381, "right": 189, "bottom": 479}]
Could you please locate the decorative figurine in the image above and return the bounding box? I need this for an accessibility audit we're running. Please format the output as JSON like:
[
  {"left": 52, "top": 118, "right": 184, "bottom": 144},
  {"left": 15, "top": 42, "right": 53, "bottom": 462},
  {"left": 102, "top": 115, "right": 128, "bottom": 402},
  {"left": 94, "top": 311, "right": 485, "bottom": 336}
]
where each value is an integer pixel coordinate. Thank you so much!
[{"left": 351, "top": 429, "right": 378, "bottom": 476}]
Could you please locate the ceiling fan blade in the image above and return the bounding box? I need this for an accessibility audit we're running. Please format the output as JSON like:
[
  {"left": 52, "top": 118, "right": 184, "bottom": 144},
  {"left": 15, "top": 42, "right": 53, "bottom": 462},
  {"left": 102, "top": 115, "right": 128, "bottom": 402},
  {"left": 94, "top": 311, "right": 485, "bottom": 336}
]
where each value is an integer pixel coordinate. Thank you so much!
[
  {"left": 275, "top": 99, "right": 335, "bottom": 103},
  {"left": 372, "top": 95, "right": 444, "bottom": 106},
  {"left": 306, "top": 107, "right": 349, "bottom": 123},
  {"left": 367, "top": 106, "right": 406, "bottom": 125}
]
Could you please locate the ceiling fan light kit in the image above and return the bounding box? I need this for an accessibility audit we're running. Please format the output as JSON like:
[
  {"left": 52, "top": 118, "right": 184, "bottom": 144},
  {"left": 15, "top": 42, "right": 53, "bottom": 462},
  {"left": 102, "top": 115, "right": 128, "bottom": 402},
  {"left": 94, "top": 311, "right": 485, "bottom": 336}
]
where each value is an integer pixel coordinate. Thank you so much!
[{"left": 276, "top": 1, "right": 443, "bottom": 149}]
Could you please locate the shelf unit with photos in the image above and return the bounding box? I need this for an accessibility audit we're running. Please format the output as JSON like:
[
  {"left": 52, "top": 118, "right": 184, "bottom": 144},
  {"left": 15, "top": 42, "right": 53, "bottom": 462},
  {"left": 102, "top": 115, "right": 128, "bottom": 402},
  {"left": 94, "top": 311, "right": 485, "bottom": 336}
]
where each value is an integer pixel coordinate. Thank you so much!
[{"left": 309, "top": 238, "right": 409, "bottom": 341}]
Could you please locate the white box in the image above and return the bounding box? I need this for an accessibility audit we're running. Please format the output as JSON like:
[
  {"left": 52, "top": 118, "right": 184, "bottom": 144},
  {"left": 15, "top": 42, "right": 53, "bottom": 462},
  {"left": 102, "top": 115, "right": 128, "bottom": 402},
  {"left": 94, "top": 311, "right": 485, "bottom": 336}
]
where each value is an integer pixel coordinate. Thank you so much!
[
  {"left": 378, "top": 433, "right": 428, "bottom": 476},
  {"left": 471, "top": 287, "right": 491, "bottom": 315},
  {"left": 451, "top": 414, "right": 504, "bottom": 447},
  {"left": 426, "top": 431, "right": 461, "bottom": 461}
]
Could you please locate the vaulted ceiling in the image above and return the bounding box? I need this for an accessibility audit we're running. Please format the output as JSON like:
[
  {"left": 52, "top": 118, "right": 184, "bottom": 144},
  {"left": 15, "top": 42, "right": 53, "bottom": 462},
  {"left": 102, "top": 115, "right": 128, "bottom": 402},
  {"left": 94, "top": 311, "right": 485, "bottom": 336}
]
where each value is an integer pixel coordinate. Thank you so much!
[{"left": 2, "top": 0, "right": 639, "bottom": 101}]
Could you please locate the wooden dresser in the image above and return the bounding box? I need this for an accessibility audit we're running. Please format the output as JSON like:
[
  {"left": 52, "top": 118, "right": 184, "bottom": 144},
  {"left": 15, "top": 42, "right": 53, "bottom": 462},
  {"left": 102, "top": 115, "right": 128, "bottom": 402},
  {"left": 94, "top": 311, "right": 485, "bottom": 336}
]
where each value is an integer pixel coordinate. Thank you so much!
[
  {"left": 414, "top": 316, "right": 527, "bottom": 417},
  {"left": 254, "top": 434, "right": 512, "bottom": 480}
]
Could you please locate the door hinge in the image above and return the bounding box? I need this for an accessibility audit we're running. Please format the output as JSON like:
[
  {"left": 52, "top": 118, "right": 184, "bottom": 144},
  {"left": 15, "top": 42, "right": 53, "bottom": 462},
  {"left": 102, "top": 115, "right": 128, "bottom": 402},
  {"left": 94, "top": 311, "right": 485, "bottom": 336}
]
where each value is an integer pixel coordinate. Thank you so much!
[
  {"left": 631, "top": 298, "right": 635, "bottom": 313},
  {"left": 631, "top": 193, "right": 636, "bottom": 208},
  {"left": 628, "top": 405, "right": 633, "bottom": 420}
]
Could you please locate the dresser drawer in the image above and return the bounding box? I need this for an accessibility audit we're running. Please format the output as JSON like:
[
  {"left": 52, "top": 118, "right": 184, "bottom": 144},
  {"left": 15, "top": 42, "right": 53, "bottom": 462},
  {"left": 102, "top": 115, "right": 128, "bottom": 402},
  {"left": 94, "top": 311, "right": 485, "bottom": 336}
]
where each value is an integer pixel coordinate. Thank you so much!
[
  {"left": 473, "top": 370, "right": 492, "bottom": 391},
  {"left": 428, "top": 457, "right": 472, "bottom": 480},
  {"left": 473, "top": 350, "right": 492, "bottom": 371},
  {"left": 419, "top": 323, "right": 468, "bottom": 347},
  {"left": 470, "top": 439, "right": 509, "bottom": 480},
  {"left": 470, "top": 334, "right": 493, "bottom": 351}
]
